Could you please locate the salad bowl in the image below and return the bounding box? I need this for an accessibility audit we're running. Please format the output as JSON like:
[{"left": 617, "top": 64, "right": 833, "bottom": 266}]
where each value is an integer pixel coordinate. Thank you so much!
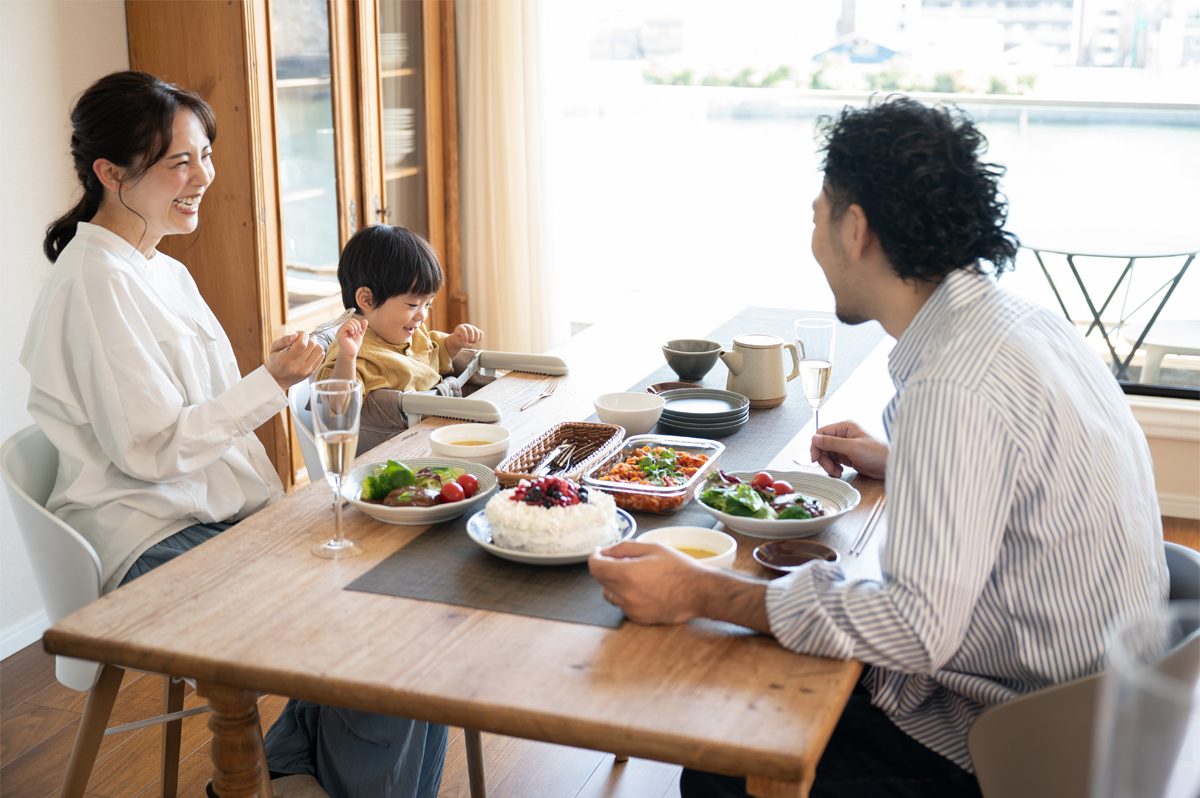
[
  {"left": 343, "top": 457, "right": 498, "bottom": 525},
  {"left": 694, "top": 470, "right": 860, "bottom": 539}
]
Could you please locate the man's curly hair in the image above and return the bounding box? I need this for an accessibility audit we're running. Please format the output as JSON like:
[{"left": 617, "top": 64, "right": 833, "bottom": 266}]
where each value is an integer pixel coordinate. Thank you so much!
[{"left": 817, "top": 96, "right": 1019, "bottom": 281}]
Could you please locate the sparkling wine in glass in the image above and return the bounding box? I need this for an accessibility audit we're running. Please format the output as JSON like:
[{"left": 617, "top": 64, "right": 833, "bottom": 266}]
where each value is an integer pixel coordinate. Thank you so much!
[
  {"left": 311, "top": 379, "right": 366, "bottom": 559},
  {"left": 794, "top": 319, "right": 836, "bottom": 467}
]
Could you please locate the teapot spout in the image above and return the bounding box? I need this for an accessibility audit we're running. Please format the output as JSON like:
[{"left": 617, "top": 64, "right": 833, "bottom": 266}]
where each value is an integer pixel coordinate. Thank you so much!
[{"left": 719, "top": 349, "right": 742, "bottom": 376}]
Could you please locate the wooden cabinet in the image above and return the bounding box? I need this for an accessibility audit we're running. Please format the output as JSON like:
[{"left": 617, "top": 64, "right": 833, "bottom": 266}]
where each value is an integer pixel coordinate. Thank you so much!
[{"left": 125, "top": 0, "right": 465, "bottom": 490}]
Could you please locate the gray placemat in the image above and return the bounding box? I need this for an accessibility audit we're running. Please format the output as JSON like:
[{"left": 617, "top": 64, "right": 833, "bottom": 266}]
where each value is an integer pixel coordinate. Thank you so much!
[
  {"left": 346, "top": 515, "right": 624, "bottom": 627},
  {"left": 346, "top": 308, "right": 885, "bottom": 627}
]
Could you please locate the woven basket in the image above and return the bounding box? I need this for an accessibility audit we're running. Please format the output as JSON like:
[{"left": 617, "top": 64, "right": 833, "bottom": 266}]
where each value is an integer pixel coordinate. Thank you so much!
[{"left": 494, "top": 422, "right": 625, "bottom": 487}]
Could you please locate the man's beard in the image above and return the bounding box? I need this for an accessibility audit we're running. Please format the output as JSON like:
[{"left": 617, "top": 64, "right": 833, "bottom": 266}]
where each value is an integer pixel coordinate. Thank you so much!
[{"left": 834, "top": 305, "right": 869, "bottom": 326}]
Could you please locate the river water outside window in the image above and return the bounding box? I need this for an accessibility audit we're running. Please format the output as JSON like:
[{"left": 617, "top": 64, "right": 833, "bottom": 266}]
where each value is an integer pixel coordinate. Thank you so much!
[{"left": 538, "top": 0, "right": 1199, "bottom": 394}]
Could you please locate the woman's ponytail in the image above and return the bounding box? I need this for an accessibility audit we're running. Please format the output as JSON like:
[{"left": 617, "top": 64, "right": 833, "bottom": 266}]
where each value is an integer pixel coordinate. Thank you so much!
[{"left": 44, "top": 172, "right": 103, "bottom": 263}]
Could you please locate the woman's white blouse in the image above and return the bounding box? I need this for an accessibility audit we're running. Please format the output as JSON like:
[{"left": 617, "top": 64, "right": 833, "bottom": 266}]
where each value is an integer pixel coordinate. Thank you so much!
[{"left": 21, "top": 223, "right": 288, "bottom": 592}]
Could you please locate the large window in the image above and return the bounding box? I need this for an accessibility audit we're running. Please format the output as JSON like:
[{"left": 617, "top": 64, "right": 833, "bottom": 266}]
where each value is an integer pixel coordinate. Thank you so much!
[{"left": 539, "top": 0, "right": 1199, "bottom": 396}]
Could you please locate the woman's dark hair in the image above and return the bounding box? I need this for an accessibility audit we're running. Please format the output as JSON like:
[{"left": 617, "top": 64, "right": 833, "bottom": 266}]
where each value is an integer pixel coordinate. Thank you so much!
[
  {"left": 43, "top": 71, "right": 217, "bottom": 263},
  {"left": 816, "top": 96, "right": 1019, "bottom": 281},
  {"left": 338, "top": 225, "right": 445, "bottom": 310}
]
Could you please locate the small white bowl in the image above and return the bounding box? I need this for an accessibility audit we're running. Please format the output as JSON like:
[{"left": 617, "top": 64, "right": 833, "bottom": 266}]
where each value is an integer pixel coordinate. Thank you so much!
[
  {"left": 638, "top": 526, "right": 737, "bottom": 569},
  {"left": 593, "top": 392, "right": 665, "bottom": 436},
  {"left": 428, "top": 423, "right": 511, "bottom": 468}
]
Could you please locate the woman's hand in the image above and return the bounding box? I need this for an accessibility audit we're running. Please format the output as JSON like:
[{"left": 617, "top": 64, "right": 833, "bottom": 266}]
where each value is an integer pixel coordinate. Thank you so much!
[
  {"left": 266, "top": 331, "right": 324, "bottom": 393},
  {"left": 810, "top": 420, "right": 889, "bottom": 480},
  {"left": 445, "top": 324, "right": 484, "bottom": 359}
]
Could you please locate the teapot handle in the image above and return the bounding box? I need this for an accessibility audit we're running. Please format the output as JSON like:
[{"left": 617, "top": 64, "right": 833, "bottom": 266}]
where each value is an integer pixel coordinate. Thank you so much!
[{"left": 782, "top": 343, "right": 801, "bottom": 382}]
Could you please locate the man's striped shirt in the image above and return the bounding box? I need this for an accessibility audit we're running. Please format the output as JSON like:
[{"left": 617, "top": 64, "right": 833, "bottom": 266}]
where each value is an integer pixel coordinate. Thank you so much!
[{"left": 766, "top": 268, "right": 1168, "bottom": 770}]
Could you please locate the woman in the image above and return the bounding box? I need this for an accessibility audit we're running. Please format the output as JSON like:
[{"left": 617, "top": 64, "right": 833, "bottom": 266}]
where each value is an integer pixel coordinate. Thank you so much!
[{"left": 23, "top": 71, "right": 447, "bottom": 798}]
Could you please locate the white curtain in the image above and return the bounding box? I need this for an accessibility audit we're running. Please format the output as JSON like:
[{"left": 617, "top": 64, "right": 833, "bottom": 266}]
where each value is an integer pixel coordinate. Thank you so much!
[{"left": 456, "top": 0, "right": 550, "bottom": 354}]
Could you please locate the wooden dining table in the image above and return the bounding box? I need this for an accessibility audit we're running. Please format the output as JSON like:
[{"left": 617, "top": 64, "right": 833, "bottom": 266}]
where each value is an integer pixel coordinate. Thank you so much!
[{"left": 43, "top": 310, "right": 895, "bottom": 798}]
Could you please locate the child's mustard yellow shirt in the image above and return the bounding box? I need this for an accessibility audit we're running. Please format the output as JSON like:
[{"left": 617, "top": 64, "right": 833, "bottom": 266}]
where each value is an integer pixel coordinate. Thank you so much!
[{"left": 316, "top": 323, "right": 454, "bottom": 397}]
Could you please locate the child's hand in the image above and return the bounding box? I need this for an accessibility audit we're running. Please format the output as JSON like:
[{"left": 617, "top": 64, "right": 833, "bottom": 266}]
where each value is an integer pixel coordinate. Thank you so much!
[
  {"left": 337, "top": 317, "right": 368, "bottom": 359},
  {"left": 446, "top": 324, "right": 484, "bottom": 358}
]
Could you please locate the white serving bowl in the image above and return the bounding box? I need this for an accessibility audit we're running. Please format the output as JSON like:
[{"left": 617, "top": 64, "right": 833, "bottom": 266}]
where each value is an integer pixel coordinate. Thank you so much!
[
  {"left": 593, "top": 392, "right": 665, "bottom": 436},
  {"left": 428, "top": 423, "right": 511, "bottom": 468},
  {"left": 638, "top": 526, "right": 737, "bottom": 570},
  {"left": 693, "top": 470, "right": 861, "bottom": 539},
  {"left": 342, "top": 458, "right": 498, "bottom": 525}
]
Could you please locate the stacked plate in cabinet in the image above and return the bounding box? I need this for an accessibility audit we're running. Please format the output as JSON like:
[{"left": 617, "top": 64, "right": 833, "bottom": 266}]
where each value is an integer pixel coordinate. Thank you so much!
[{"left": 654, "top": 388, "right": 750, "bottom": 438}]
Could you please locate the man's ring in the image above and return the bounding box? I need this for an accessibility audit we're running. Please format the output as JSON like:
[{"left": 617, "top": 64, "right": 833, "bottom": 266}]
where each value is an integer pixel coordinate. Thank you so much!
[{"left": 603, "top": 590, "right": 614, "bottom": 603}]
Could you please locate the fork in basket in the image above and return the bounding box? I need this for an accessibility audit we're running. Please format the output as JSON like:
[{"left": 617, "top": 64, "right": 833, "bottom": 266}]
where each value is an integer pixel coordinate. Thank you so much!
[{"left": 520, "top": 380, "right": 558, "bottom": 411}]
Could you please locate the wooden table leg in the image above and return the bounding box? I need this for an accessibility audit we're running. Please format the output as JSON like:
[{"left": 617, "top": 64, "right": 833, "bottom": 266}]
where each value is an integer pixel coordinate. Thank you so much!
[
  {"left": 746, "top": 773, "right": 813, "bottom": 798},
  {"left": 196, "top": 681, "right": 274, "bottom": 798}
]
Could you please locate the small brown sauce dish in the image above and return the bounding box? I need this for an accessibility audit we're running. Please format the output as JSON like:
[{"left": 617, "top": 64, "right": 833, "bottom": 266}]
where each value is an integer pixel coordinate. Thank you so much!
[
  {"left": 646, "top": 381, "right": 700, "bottom": 394},
  {"left": 753, "top": 540, "right": 840, "bottom": 575}
]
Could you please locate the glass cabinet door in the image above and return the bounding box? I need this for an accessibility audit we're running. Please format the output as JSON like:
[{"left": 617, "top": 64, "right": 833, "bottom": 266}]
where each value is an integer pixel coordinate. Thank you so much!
[
  {"left": 270, "top": 0, "right": 343, "bottom": 314},
  {"left": 377, "top": 0, "right": 428, "bottom": 237}
]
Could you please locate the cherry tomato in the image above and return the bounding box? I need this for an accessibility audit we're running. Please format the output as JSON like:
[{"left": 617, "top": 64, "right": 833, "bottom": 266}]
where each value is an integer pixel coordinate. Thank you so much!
[
  {"left": 440, "top": 481, "right": 465, "bottom": 503},
  {"left": 772, "top": 480, "right": 794, "bottom": 495},
  {"left": 456, "top": 473, "right": 479, "bottom": 498},
  {"left": 751, "top": 471, "right": 775, "bottom": 490}
]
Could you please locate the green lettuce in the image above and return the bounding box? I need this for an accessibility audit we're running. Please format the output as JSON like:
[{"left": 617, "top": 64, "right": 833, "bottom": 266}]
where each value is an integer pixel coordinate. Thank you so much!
[{"left": 700, "top": 483, "right": 776, "bottom": 519}]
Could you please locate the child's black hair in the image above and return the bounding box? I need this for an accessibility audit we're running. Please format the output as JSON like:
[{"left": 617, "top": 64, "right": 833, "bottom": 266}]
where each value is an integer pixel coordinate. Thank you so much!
[{"left": 337, "top": 225, "right": 444, "bottom": 310}]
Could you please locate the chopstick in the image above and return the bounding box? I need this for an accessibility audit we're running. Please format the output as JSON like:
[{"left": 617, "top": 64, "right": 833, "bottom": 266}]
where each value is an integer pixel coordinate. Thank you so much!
[{"left": 849, "top": 496, "right": 886, "bottom": 556}]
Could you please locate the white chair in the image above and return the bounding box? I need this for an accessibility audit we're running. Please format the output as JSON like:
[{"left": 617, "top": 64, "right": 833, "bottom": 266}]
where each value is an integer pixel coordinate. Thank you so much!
[
  {"left": 0, "top": 424, "right": 217, "bottom": 797},
  {"left": 289, "top": 378, "right": 325, "bottom": 485},
  {"left": 967, "top": 541, "right": 1200, "bottom": 798}
]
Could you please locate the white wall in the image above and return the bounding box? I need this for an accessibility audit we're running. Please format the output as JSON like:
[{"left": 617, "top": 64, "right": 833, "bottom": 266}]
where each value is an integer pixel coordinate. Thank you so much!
[{"left": 0, "top": 0, "right": 128, "bottom": 659}]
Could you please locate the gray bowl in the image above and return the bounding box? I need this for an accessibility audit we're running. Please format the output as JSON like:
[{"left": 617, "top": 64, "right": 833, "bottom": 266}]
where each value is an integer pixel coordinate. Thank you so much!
[{"left": 662, "top": 339, "right": 722, "bottom": 381}]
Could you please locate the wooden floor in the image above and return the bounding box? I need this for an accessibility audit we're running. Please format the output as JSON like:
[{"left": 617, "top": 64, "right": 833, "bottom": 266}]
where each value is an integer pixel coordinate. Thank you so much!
[{"left": 3, "top": 517, "right": 1197, "bottom": 798}]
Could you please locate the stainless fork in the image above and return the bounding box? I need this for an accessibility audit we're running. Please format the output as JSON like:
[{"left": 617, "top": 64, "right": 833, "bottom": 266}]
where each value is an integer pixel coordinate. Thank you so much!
[
  {"left": 310, "top": 307, "right": 357, "bottom": 337},
  {"left": 520, "top": 380, "right": 558, "bottom": 411},
  {"left": 534, "top": 443, "right": 576, "bottom": 475},
  {"left": 283, "top": 307, "right": 356, "bottom": 351}
]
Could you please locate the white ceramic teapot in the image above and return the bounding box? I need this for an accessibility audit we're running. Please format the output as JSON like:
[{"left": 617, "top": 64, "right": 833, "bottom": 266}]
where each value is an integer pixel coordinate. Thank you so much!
[{"left": 718, "top": 333, "right": 800, "bottom": 408}]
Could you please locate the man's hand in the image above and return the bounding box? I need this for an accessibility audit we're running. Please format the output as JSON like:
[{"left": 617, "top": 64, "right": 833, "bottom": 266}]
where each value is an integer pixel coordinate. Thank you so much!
[
  {"left": 589, "top": 541, "right": 771, "bottom": 632},
  {"left": 810, "top": 420, "right": 888, "bottom": 479},
  {"left": 266, "top": 331, "right": 325, "bottom": 393},
  {"left": 588, "top": 541, "right": 709, "bottom": 624},
  {"left": 445, "top": 324, "right": 484, "bottom": 359}
]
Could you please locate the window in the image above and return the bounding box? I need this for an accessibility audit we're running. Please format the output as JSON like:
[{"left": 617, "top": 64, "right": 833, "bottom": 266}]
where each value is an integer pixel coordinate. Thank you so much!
[{"left": 540, "top": 1, "right": 1199, "bottom": 396}]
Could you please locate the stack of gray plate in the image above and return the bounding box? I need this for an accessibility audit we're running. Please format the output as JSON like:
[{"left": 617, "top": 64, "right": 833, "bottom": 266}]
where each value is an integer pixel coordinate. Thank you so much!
[{"left": 654, "top": 388, "right": 750, "bottom": 438}]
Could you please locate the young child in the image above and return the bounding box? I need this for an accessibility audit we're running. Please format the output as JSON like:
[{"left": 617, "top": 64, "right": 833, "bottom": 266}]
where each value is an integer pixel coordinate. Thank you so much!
[{"left": 316, "top": 224, "right": 483, "bottom": 399}]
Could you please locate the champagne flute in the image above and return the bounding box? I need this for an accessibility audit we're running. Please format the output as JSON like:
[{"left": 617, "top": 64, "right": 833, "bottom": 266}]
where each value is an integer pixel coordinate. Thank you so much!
[
  {"left": 311, "top": 379, "right": 366, "bottom": 559},
  {"left": 794, "top": 319, "right": 836, "bottom": 467}
]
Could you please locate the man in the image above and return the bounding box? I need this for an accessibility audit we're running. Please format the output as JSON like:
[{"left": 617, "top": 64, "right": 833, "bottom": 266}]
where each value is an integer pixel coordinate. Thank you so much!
[{"left": 588, "top": 97, "right": 1167, "bottom": 797}]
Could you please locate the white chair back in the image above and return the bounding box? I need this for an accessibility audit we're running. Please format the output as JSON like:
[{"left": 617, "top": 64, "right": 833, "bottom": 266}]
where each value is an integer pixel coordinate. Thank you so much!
[
  {"left": 289, "top": 380, "right": 326, "bottom": 485},
  {"left": 0, "top": 425, "right": 103, "bottom": 691},
  {"left": 968, "top": 541, "right": 1200, "bottom": 798}
]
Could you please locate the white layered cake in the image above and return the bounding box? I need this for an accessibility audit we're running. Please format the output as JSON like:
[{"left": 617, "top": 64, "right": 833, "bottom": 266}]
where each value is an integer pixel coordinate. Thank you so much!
[{"left": 485, "top": 476, "right": 621, "bottom": 554}]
